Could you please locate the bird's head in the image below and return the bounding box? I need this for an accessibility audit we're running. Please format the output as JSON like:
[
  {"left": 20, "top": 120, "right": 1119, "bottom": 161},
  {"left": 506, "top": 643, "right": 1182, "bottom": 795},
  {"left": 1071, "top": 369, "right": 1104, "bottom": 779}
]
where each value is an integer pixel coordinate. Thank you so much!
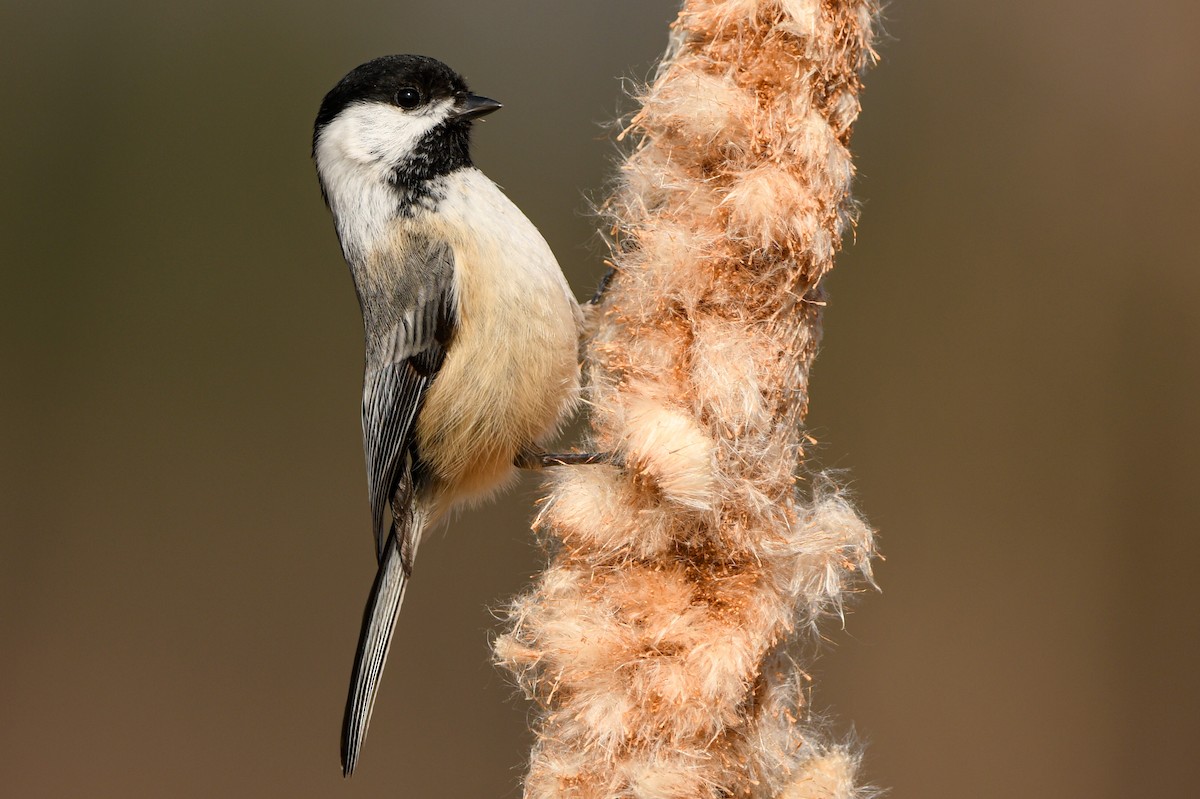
[{"left": 313, "top": 55, "right": 501, "bottom": 193}]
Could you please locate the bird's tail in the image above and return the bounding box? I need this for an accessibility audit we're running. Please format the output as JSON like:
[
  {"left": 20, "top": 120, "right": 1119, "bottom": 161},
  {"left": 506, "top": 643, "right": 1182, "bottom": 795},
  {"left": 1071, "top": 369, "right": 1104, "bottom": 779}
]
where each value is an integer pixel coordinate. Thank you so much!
[{"left": 340, "top": 508, "right": 425, "bottom": 777}]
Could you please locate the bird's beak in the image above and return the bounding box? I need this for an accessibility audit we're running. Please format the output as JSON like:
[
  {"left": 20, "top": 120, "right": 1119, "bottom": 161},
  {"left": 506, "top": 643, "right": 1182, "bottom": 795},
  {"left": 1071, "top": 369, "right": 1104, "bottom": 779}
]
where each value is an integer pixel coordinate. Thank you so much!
[{"left": 450, "top": 93, "right": 503, "bottom": 121}]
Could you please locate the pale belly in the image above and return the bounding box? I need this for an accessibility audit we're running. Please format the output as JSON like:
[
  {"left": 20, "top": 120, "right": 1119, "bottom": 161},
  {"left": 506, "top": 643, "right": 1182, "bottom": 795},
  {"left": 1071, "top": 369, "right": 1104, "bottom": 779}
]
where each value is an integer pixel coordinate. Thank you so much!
[
  {"left": 411, "top": 170, "right": 581, "bottom": 502},
  {"left": 415, "top": 283, "right": 579, "bottom": 501}
]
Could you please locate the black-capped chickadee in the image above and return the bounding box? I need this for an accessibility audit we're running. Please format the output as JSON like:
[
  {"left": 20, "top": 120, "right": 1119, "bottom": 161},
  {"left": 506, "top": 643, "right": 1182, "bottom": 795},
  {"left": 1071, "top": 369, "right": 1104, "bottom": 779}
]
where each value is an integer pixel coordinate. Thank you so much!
[{"left": 312, "top": 55, "right": 585, "bottom": 776}]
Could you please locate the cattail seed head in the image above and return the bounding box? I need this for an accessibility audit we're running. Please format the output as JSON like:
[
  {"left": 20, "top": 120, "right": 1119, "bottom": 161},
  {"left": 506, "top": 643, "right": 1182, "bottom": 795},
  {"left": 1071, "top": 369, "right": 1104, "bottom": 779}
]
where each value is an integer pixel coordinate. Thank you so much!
[{"left": 496, "top": 2, "right": 881, "bottom": 796}]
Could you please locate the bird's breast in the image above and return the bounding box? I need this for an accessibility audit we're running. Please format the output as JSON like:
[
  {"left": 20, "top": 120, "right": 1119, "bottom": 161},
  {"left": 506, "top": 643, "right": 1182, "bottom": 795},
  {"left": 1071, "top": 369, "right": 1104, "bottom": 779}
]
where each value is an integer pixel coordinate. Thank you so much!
[{"left": 401, "top": 168, "right": 581, "bottom": 502}]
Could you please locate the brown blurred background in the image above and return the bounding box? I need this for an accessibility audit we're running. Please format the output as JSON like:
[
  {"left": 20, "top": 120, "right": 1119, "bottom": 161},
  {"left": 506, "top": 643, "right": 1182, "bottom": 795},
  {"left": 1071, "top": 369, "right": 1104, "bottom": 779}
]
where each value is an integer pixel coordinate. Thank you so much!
[{"left": 2, "top": 1, "right": 1198, "bottom": 797}]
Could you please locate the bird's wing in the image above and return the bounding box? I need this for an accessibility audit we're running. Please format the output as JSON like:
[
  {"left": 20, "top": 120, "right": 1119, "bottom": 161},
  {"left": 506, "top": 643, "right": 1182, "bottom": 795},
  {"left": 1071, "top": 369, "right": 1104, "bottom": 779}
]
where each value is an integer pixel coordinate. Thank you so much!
[
  {"left": 344, "top": 236, "right": 454, "bottom": 776},
  {"left": 361, "top": 236, "right": 456, "bottom": 561}
]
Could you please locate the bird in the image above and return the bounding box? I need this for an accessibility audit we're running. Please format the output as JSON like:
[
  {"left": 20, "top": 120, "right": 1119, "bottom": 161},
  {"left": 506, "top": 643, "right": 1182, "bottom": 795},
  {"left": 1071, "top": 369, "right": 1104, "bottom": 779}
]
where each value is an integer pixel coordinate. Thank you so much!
[{"left": 312, "top": 54, "right": 585, "bottom": 776}]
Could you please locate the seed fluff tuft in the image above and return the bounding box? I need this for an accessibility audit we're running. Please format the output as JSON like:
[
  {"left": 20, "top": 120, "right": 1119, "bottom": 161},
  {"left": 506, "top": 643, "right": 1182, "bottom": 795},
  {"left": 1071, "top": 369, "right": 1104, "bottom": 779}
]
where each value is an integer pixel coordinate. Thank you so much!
[{"left": 496, "top": 1, "right": 881, "bottom": 796}]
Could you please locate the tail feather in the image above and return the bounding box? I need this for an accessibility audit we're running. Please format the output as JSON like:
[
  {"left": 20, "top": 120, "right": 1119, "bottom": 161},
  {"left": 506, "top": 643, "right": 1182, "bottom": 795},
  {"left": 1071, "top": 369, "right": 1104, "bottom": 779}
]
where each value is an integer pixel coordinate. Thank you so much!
[{"left": 340, "top": 513, "right": 423, "bottom": 776}]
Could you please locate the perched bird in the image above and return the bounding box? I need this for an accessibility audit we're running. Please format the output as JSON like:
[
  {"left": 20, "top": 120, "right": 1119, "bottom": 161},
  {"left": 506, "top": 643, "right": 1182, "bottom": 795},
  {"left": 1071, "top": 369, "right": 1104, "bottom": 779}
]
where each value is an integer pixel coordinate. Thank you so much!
[{"left": 312, "top": 55, "right": 583, "bottom": 776}]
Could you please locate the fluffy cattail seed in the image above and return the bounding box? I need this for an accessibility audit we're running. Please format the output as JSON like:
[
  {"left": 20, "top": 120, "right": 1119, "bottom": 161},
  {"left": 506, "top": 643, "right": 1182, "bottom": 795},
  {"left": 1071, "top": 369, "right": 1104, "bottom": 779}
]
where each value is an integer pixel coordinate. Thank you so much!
[{"left": 496, "top": 2, "right": 881, "bottom": 796}]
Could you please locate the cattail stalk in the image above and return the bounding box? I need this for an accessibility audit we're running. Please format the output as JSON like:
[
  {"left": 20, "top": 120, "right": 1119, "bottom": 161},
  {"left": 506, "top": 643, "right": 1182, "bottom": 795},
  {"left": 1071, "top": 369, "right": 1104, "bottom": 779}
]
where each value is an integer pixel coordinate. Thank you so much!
[{"left": 495, "top": 2, "right": 880, "bottom": 797}]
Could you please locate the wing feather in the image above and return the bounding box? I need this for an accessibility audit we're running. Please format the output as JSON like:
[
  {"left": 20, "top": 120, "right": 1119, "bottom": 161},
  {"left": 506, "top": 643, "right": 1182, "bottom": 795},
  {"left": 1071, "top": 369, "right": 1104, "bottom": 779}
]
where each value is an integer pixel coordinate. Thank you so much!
[
  {"left": 342, "top": 235, "right": 455, "bottom": 774},
  {"left": 360, "top": 236, "right": 455, "bottom": 560}
]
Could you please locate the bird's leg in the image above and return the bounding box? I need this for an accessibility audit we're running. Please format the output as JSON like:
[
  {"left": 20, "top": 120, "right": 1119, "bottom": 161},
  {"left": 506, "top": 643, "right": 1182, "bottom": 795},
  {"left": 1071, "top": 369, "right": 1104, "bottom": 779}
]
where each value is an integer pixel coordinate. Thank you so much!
[
  {"left": 515, "top": 448, "right": 620, "bottom": 469},
  {"left": 587, "top": 264, "right": 617, "bottom": 306}
]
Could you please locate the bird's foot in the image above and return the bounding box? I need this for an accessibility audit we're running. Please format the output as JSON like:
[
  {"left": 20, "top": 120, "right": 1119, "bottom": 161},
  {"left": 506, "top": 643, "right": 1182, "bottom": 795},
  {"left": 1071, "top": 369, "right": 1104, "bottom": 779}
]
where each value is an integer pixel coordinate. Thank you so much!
[{"left": 516, "top": 450, "right": 619, "bottom": 469}]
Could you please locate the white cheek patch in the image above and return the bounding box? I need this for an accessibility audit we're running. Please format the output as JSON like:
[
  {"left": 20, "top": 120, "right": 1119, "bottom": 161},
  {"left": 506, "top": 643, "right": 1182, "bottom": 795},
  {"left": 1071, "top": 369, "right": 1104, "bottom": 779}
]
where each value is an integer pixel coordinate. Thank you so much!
[
  {"left": 320, "top": 99, "right": 454, "bottom": 168},
  {"left": 315, "top": 98, "right": 456, "bottom": 256}
]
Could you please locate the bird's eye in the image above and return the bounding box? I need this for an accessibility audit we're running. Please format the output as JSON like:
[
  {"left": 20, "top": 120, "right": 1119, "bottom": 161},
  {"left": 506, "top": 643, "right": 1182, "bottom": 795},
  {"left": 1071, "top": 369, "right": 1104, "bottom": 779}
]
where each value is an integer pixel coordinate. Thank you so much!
[{"left": 394, "top": 88, "right": 422, "bottom": 110}]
